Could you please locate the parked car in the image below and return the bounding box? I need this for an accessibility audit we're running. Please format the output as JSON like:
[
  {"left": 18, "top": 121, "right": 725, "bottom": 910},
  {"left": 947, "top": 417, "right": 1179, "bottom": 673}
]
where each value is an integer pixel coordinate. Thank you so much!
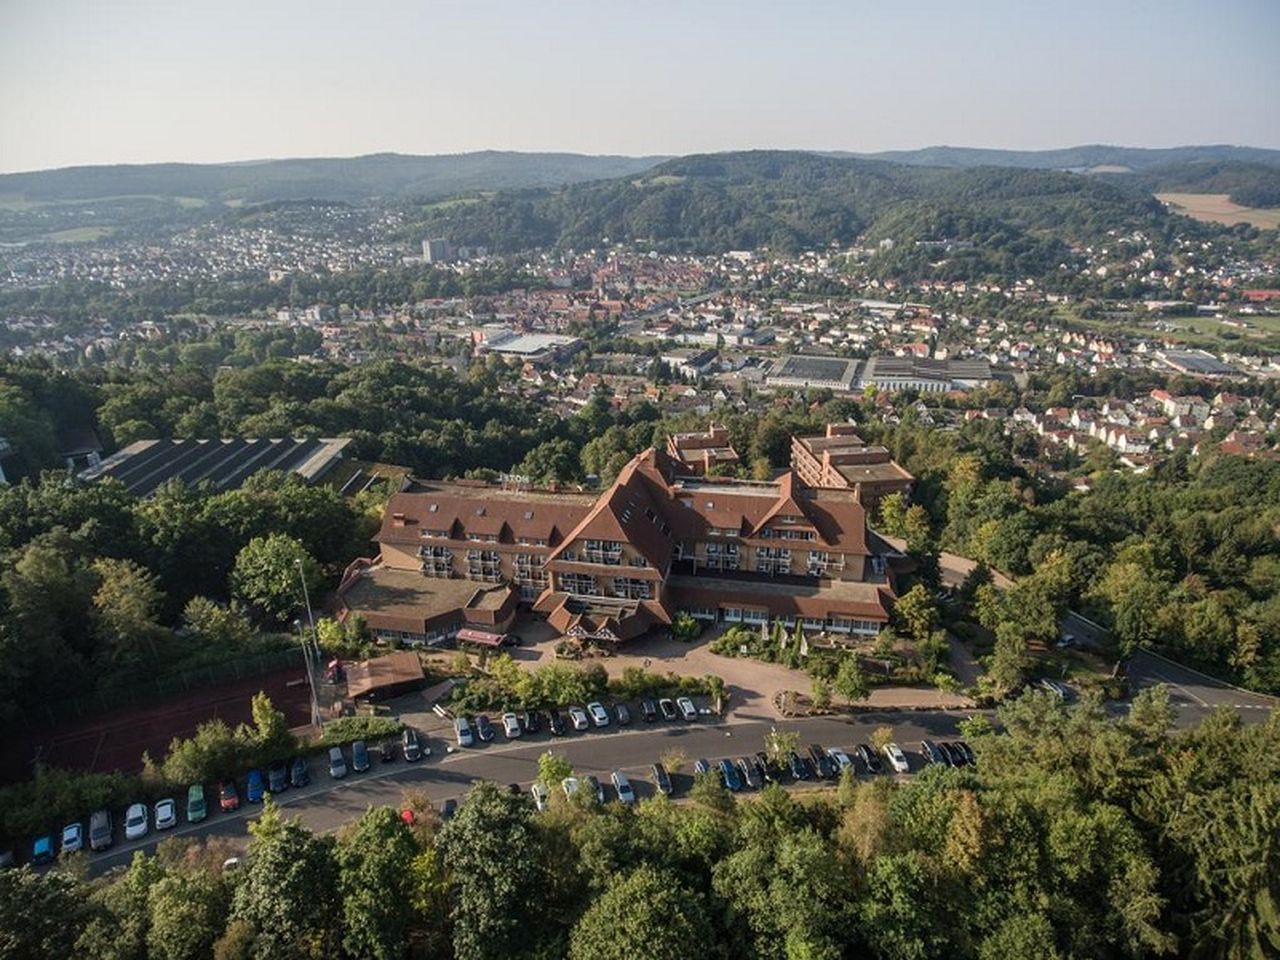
[
  {"left": 501, "top": 633, "right": 523, "bottom": 647},
  {"left": 124, "top": 803, "right": 149, "bottom": 841},
  {"left": 454, "top": 717, "right": 474, "bottom": 747},
  {"left": 520, "top": 711, "right": 541, "bottom": 735},
  {"left": 567, "top": 705, "right": 590, "bottom": 731},
  {"left": 402, "top": 727, "right": 423, "bottom": 761},
  {"left": 351, "top": 740, "right": 371, "bottom": 772},
  {"left": 502, "top": 712, "right": 522, "bottom": 738},
  {"left": 290, "top": 757, "right": 310, "bottom": 787},
  {"left": 788, "top": 751, "right": 811, "bottom": 781},
  {"left": 754, "top": 751, "right": 780, "bottom": 784},
  {"left": 737, "top": 756, "right": 764, "bottom": 790},
  {"left": 614, "top": 703, "right": 632, "bottom": 725},
  {"left": 586, "top": 701, "right": 610, "bottom": 727},
  {"left": 154, "top": 798, "right": 178, "bottom": 831},
  {"left": 187, "top": 784, "right": 207, "bottom": 823},
  {"left": 694, "top": 758, "right": 712, "bottom": 776},
  {"left": 827, "top": 747, "right": 854, "bottom": 772},
  {"left": 883, "top": 743, "right": 910, "bottom": 774},
  {"left": 474, "top": 715, "right": 495, "bottom": 742},
  {"left": 584, "top": 774, "right": 606, "bottom": 804},
  {"left": 808, "top": 745, "right": 837, "bottom": 780},
  {"left": 955, "top": 740, "right": 976, "bottom": 766},
  {"left": 530, "top": 783, "right": 550, "bottom": 812},
  {"left": 1039, "top": 678, "right": 1070, "bottom": 700},
  {"left": 855, "top": 743, "right": 883, "bottom": 774},
  {"left": 378, "top": 740, "right": 396, "bottom": 763},
  {"left": 268, "top": 763, "right": 289, "bottom": 793},
  {"left": 440, "top": 798, "right": 457, "bottom": 821},
  {"left": 938, "top": 742, "right": 962, "bottom": 767},
  {"left": 546, "top": 710, "right": 567, "bottom": 737},
  {"left": 920, "top": 740, "right": 945, "bottom": 766},
  {"left": 31, "top": 835, "right": 54, "bottom": 865},
  {"left": 658, "top": 698, "right": 678, "bottom": 721},
  {"left": 89, "top": 810, "right": 113, "bottom": 851},
  {"left": 60, "top": 822, "right": 83, "bottom": 855},
  {"left": 651, "top": 762, "right": 673, "bottom": 795},
  {"left": 246, "top": 769, "right": 266, "bottom": 803},
  {"left": 328, "top": 746, "right": 349, "bottom": 779},
  {"left": 640, "top": 698, "right": 658, "bottom": 722},
  {"left": 676, "top": 696, "right": 698, "bottom": 721},
  {"left": 611, "top": 771, "right": 635, "bottom": 805},
  {"left": 561, "top": 777, "right": 580, "bottom": 800},
  {"left": 718, "top": 758, "right": 743, "bottom": 792},
  {"left": 219, "top": 779, "right": 241, "bottom": 811}
]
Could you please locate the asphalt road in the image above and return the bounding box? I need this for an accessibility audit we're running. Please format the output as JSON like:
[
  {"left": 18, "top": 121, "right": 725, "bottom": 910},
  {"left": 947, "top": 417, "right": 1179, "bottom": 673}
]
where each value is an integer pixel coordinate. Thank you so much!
[
  {"left": 1127, "top": 647, "right": 1277, "bottom": 725},
  {"left": 85, "top": 709, "right": 972, "bottom": 875}
]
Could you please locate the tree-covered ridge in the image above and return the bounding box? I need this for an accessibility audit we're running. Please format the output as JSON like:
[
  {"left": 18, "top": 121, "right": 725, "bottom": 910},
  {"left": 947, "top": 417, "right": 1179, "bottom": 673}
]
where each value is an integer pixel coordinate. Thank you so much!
[
  {"left": 4, "top": 693, "right": 1276, "bottom": 959},
  {"left": 405, "top": 150, "right": 1180, "bottom": 268},
  {"left": 1102, "top": 160, "right": 1280, "bottom": 209}
]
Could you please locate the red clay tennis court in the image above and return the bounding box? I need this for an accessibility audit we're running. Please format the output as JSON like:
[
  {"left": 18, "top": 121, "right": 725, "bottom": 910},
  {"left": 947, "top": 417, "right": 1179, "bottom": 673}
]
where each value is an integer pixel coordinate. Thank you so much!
[{"left": 0, "top": 668, "right": 313, "bottom": 785}]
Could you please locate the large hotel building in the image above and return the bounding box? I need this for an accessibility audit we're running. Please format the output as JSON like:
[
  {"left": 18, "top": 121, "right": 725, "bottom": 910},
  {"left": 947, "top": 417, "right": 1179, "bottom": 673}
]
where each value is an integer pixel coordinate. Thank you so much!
[{"left": 338, "top": 427, "right": 910, "bottom": 647}]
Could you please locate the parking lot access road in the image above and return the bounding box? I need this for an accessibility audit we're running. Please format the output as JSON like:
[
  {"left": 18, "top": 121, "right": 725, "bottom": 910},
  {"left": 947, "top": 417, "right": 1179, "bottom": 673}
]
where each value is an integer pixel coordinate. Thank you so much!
[{"left": 85, "top": 709, "right": 970, "bottom": 875}]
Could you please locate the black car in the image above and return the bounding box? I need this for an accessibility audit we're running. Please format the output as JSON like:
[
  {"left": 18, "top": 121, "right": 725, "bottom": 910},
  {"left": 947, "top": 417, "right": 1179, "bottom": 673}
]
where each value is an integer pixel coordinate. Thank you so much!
[
  {"left": 808, "top": 745, "right": 837, "bottom": 780},
  {"left": 754, "top": 751, "right": 780, "bottom": 784},
  {"left": 788, "top": 751, "right": 811, "bottom": 781},
  {"left": 938, "top": 741, "right": 962, "bottom": 767},
  {"left": 737, "top": 756, "right": 763, "bottom": 790},
  {"left": 267, "top": 763, "right": 289, "bottom": 793},
  {"left": 507, "top": 783, "right": 522, "bottom": 796},
  {"left": 658, "top": 698, "right": 678, "bottom": 721},
  {"left": 440, "top": 798, "right": 457, "bottom": 821},
  {"left": 615, "top": 703, "right": 632, "bottom": 725},
  {"left": 290, "top": 756, "right": 310, "bottom": 788},
  {"left": 547, "top": 710, "right": 567, "bottom": 737},
  {"left": 640, "top": 699, "right": 658, "bottom": 722},
  {"left": 520, "top": 711, "right": 541, "bottom": 735},
  {"left": 651, "top": 762, "right": 673, "bottom": 795},
  {"left": 955, "top": 740, "right": 976, "bottom": 766},
  {"left": 855, "top": 743, "right": 883, "bottom": 774},
  {"left": 920, "top": 739, "right": 945, "bottom": 766},
  {"left": 378, "top": 740, "right": 397, "bottom": 763},
  {"left": 402, "top": 727, "right": 423, "bottom": 762},
  {"left": 475, "top": 715, "right": 494, "bottom": 742}
]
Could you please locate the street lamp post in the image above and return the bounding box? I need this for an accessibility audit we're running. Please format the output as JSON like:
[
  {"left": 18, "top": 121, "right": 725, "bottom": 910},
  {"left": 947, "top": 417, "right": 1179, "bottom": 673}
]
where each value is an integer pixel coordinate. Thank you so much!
[{"left": 295, "top": 559, "right": 322, "bottom": 728}]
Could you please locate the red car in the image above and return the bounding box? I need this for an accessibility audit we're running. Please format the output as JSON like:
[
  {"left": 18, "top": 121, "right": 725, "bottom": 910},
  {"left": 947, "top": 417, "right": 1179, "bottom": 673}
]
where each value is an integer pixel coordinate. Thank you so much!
[{"left": 218, "top": 779, "right": 240, "bottom": 812}]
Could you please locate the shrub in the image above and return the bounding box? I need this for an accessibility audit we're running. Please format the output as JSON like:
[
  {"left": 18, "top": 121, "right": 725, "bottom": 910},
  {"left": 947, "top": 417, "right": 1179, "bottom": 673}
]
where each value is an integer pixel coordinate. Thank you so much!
[{"left": 310, "top": 715, "right": 401, "bottom": 750}]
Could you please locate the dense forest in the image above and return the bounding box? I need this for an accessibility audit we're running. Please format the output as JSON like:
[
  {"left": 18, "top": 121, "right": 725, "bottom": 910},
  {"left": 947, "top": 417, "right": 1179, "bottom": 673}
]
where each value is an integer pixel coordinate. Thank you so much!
[{"left": 3, "top": 692, "right": 1276, "bottom": 960}]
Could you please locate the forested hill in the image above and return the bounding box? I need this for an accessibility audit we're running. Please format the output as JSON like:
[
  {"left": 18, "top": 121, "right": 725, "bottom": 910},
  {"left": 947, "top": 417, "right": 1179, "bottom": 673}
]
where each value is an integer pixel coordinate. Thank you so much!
[
  {"left": 0, "top": 151, "right": 670, "bottom": 204},
  {"left": 404, "top": 150, "right": 1171, "bottom": 268}
]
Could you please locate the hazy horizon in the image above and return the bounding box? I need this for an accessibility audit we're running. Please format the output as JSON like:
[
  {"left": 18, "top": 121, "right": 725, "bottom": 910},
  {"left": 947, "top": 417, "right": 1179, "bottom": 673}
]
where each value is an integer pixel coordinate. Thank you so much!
[{"left": 2, "top": 0, "right": 1278, "bottom": 175}]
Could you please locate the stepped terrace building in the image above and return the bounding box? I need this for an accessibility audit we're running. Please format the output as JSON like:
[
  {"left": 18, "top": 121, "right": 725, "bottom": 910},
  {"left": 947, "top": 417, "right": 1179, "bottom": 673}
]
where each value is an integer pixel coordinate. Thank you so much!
[
  {"left": 789, "top": 423, "right": 914, "bottom": 508},
  {"left": 341, "top": 447, "right": 899, "bottom": 647}
]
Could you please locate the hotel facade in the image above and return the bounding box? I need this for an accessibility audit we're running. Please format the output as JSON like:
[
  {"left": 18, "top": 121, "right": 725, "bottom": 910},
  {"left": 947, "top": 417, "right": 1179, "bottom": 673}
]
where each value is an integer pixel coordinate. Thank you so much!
[{"left": 339, "top": 444, "right": 904, "bottom": 647}]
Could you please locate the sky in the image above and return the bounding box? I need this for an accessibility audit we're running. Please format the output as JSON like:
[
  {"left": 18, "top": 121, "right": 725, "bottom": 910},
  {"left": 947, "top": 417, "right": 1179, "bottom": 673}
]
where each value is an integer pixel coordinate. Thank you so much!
[{"left": 1, "top": 0, "right": 1278, "bottom": 173}]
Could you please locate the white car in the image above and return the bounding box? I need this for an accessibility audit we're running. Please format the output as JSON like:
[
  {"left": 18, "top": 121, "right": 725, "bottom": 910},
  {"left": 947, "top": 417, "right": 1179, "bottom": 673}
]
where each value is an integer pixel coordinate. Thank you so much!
[
  {"left": 561, "top": 776, "right": 580, "bottom": 800},
  {"left": 454, "top": 716, "right": 474, "bottom": 747},
  {"left": 827, "top": 747, "right": 853, "bottom": 772},
  {"left": 60, "top": 822, "right": 83, "bottom": 855},
  {"left": 568, "top": 705, "right": 590, "bottom": 731},
  {"left": 611, "top": 771, "right": 635, "bottom": 805},
  {"left": 501, "top": 712, "right": 522, "bottom": 738},
  {"left": 586, "top": 701, "right": 610, "bottom": 728},
  {"left": 676, "top": 696, "right": 698, "bottom": 721},
  {"left": 154, "top": 798, "right": 178, "bottom": 831},
  {"left": 530, "top": 782, "right": 550, "bottom": 812},
  {"left": 883, "top": 743, "right": 910, "bottom": 774},
  {"left": 124, "top": 803, "right": 149, "bottom": 841}
]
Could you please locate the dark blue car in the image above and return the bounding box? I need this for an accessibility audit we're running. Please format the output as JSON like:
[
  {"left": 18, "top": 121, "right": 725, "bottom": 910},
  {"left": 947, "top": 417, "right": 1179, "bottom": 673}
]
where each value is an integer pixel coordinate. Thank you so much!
[
  {"left": 718, "top": 759, "right": 742, "bottom": 792},
  {"left": 246, "top": 769, "right": 265, "bottom": 803}
]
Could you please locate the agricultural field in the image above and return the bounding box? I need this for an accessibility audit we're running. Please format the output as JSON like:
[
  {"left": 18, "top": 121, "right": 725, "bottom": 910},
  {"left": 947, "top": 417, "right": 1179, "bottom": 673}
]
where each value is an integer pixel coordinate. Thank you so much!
[{"left": 1157, "top": 191, "right": 1280, "bottom": 229}]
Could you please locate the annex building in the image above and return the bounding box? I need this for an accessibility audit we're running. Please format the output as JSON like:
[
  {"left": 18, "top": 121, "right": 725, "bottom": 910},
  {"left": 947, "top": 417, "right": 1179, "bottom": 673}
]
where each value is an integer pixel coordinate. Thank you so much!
[
  {"left": 338, "top": 446, "right": 900, "bottom": 647},
  {"left": 789, "top": 423, "right": 915, "bottom": 508}
]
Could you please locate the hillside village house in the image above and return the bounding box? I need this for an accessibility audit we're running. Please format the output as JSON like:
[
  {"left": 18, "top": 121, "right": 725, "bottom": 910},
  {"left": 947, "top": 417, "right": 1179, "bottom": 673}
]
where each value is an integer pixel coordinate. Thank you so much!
[{"left": 338, "top": 445, "right": 902, "bottom": 647}]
